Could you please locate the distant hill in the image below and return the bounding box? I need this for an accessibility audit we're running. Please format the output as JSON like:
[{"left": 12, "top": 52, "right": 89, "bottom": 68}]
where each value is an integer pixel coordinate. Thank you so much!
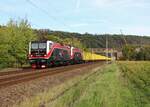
[
  {"left": 36, "top": 29, "right": 150, "bottom": 49},
  {"left": 1, "top": 24, "right": 150, "bottom": 48}
]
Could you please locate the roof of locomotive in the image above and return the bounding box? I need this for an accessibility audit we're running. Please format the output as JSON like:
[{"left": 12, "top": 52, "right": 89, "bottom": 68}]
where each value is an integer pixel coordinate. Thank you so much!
[
  {"left": 30, "top": 40, "right": 53, "bottom": 43},
  {"left": 31, "top": 40, "right": 46, "bottom": 42}
]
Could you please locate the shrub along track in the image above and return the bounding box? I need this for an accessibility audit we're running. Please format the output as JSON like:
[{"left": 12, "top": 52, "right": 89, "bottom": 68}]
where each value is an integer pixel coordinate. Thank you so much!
[{"left": 0, "top": 62, "right": 103, "bottom": 89}]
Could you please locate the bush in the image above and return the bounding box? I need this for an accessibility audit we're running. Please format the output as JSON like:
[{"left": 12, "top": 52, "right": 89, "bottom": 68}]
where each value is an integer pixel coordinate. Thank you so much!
[{"left": 0, "top": 19, "right": 37, "bottom": 68}]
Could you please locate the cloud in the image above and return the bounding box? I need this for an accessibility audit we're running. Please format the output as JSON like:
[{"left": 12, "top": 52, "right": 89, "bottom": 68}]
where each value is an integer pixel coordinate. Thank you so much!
[
  {"left": 113, "top": 25, "right": 150, "bottom": 35},
  {"left": 70, "top": 23, "right": 89, "bottom": 27},
  {"left": 76, "top": 0, "right": 80, "bottom": 9},
  {"left": 0, "top": 4, "right": 15, "bottom": 12},
  {"left": 91, "top": 0, "right": 150, "bottom": 8},
  {"left": 75, "top": 0, "right": 81, "bottom": 12},
  {"left": 83, "top": 19, "right": 111, "bottom": 24},
  {"left": 92, "top": 0, "right": 125, "bottom": 7},
  {"left": 125, "top": 26, "right": 150, "bottom": 35},
  {"left": 69, "top": 18, "right": 111, "bottom": 27}
]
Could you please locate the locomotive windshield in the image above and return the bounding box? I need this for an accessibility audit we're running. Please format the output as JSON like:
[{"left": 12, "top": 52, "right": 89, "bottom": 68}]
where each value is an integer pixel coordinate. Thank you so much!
[
  {"left": 31, "top": 43, "right": 38, "bottom": 49},
  {"left": 39, "top": 43, "right": 46, "bottom": 49},
  {"left": 30, "top": 42, "right": 47, "bottom": 56},
  {"left": 31, "top": 42, "right": 46, "bottom": 49}
]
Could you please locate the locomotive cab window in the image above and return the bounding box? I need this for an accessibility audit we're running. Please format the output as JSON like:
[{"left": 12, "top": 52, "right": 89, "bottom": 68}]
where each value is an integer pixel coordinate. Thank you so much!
[
  {"left": 31, "top": 43, "right": 38, "bottom": 49},
  {"left": 30, "top": 42, "right": 47, "bottom": 56},
  {"left": 31, "top": 42, "right": 46, "bottom": 49},
  {"left": 39, "top": 43, "right": 46, "bottom": 49}
]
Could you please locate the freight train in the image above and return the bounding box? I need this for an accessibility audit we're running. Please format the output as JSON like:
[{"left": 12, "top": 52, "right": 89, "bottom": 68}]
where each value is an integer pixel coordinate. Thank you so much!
[
  {"left": 28, "top": 40, "right": 83, "bottom": 68},
  {"left": 28, "top": 40, "right": 111, "bottom": 68}
]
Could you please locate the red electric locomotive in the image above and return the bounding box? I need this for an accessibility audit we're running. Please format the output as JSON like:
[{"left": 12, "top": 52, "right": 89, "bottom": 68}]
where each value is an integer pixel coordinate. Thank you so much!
[{"left": 28, "top": 40, "right": 83, "bottom": 68}]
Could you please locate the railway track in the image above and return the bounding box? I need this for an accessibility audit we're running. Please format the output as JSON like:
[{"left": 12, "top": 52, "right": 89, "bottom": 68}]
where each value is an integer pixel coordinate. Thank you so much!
[
  {"left": 0, "top": 62, "right": 99, "bottom": 76},
  {"left": 0, "top": 62, "right": 103, "bottom": 89},
  {"left": 0, "top": 68, "right": 32, "bottom": 76}
]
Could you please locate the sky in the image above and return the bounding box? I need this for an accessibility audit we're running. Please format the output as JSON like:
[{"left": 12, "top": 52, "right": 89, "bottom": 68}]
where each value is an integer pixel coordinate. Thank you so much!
[{"left": 0, "top": 0, "right": 150, "bottom": 36}]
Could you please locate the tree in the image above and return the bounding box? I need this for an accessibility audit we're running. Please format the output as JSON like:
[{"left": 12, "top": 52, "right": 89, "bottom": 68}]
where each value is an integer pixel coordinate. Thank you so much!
[
  {"left": 122, "top": 45, "right": 150, "bottom": 61},
  {"left": 122, "top": 45, "right": 135, "bottom": 60},
  {"left": 0, "top": 19, "right": 37, "bottom": 68}
]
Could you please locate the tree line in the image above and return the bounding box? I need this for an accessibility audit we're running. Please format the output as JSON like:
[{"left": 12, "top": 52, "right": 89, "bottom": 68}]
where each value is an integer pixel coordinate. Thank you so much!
[
  {"left": 35, "top": 29, "right": 150, "bottom": 48},
  {"left": 122, "top": 45, "right": 150, "bottom": 60}
]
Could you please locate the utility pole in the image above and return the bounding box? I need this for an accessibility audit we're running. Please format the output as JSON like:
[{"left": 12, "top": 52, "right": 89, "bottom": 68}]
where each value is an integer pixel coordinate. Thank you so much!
[
  {"left": 140, "top": 36, "right": 143, "bottom": 48},
  {"left": 120, "top": 29, "right": 129, "bottom": 60},
  {"left": 120, "top": 29, "right": 127, "bottom": 46},
  {"left": 105, "top": 34, "right": 108, "bottom": 63}
]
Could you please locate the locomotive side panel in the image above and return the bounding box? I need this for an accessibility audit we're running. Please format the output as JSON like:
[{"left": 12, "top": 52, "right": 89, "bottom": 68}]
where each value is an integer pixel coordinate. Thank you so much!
[{"left": 47, "top": 48, "right": 71, "bottom": 66}]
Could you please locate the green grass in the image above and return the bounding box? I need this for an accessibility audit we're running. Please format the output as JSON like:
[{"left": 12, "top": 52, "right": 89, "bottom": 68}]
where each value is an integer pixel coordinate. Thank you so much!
[
  {"left": 118, "top": 61, "right": 150, "bottom": 107},
  {"left": 47, "top": 62, "right": 150, "bottom": 107},
  {"left": 15, "top": 61, "right": 150, "bottom": 107}
]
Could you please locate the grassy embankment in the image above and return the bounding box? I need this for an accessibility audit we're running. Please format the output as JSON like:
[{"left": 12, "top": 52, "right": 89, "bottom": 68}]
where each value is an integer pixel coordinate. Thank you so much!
[{"left": 16, "top": 61, "right": 150, "bottom": 107}]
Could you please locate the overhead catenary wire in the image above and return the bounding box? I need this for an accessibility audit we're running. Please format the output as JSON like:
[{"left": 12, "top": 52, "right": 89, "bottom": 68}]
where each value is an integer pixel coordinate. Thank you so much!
[{"left": 25, "top": 0, "right": 71, "bottom": 30}]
